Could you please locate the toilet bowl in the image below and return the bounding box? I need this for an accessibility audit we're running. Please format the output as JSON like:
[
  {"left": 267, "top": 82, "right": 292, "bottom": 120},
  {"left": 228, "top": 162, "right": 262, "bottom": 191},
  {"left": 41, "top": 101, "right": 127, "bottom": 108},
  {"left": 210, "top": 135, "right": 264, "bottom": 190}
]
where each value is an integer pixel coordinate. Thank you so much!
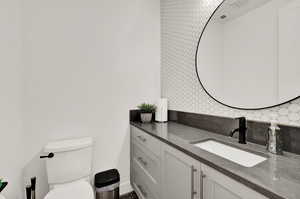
[
  {"left": 42, "top": 137, "right": 94, "bottom": 199},
  {"left": 45, "top": 180, "right": 94, "bottom": 199}
]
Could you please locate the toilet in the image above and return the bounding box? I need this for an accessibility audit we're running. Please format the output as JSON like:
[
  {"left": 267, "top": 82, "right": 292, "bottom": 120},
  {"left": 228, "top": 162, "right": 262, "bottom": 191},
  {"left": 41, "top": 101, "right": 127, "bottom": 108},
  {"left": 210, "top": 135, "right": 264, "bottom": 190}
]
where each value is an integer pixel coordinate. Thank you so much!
[{"left": 43, "top": 137, "right": 94, "bottom": 199}]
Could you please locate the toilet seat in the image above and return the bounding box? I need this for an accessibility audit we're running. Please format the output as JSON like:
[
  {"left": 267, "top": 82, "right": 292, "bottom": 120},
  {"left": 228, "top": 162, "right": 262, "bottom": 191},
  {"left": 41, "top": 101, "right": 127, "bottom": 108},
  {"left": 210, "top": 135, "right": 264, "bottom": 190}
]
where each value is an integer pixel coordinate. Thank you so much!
[{"left": 45, "top": 180, "right": 94, "bottom": 199}]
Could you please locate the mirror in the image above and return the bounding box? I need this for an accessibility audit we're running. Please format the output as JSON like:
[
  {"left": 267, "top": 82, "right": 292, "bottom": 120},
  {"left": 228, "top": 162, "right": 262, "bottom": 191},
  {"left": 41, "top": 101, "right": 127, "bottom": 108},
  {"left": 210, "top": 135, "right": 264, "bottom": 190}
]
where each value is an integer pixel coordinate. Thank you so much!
[{"left": 196, "top": 0, "right": 300, "bottom": 110}]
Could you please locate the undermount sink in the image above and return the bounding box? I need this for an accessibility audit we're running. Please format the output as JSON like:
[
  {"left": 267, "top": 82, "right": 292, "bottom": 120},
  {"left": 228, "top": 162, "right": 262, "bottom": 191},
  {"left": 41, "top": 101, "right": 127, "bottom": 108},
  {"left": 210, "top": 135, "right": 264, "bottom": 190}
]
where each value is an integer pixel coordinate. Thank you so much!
[{"left": 194, "top": 140, "right": 267, "bottom": 167}]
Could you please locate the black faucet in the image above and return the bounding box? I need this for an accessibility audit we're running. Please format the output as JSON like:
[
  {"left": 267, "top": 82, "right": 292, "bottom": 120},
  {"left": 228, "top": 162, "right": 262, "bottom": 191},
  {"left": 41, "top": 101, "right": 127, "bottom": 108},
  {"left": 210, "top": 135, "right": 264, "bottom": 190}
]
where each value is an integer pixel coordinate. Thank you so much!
[{"left": 229, "top": 117, "right": 247, "bottom": 144}]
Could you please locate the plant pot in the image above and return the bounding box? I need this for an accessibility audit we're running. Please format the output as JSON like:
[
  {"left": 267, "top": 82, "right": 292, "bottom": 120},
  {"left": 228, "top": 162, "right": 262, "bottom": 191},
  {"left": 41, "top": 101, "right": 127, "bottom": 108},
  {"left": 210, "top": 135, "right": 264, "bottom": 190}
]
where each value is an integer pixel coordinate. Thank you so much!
[{"left": 140, "top": 113, "right": 153, "bottom": 123}]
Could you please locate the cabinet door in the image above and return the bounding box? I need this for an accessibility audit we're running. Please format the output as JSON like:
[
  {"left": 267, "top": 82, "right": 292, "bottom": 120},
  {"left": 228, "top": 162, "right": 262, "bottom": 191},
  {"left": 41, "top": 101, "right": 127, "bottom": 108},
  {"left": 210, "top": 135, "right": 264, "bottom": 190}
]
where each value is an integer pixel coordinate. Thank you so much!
[
  {"left": 161, "top": 144, "right": 201, "bottom": 199},
  {"left": 202, "top": 165, "right": 267, "bottom": 199}
]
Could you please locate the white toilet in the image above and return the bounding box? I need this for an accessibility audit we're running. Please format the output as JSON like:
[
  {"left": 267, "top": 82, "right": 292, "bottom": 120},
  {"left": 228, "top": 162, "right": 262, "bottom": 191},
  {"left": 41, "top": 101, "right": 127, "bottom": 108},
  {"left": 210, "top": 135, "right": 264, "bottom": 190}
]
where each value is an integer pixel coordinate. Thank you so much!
[{"left": 43, "top": 137, "right": 94, "bottom": 199}]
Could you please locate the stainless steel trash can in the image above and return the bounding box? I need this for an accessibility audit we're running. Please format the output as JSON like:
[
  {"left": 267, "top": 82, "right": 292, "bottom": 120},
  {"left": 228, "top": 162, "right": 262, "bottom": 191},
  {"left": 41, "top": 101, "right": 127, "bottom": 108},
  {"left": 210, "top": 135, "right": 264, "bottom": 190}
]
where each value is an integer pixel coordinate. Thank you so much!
[{"left": 95, "top": 169, "right": 120, "bottom": 199}]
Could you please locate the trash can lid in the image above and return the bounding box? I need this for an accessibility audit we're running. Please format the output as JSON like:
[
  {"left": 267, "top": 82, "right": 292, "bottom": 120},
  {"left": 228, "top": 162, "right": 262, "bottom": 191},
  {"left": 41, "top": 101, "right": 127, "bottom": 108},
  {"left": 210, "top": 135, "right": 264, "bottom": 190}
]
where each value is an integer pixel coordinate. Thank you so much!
[{"left": 94, "top": 169, "right": 120, "bottom": 188}]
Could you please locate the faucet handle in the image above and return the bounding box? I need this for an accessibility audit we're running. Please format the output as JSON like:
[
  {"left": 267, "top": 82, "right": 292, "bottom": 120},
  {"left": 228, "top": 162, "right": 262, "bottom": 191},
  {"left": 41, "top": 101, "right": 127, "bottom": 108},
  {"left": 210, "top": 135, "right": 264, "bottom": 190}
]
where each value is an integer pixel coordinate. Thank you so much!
[{"left": 229, "top": 128, "right": 239, "bottom": 137}]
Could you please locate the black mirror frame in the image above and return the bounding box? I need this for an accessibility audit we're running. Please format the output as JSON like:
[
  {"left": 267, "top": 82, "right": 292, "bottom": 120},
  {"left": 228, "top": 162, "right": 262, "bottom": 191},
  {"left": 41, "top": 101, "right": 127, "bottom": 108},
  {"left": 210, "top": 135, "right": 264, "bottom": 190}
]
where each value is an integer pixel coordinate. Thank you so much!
[{"left": 195, "top": 0, "right": 300, "bottom": 110}]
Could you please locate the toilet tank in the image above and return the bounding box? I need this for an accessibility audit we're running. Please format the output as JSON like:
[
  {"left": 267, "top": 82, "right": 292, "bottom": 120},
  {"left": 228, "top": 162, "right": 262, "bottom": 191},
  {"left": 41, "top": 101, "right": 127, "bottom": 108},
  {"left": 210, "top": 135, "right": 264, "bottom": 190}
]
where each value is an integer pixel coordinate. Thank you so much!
[{"left": 44, "top": 137, "right": 93, "bottom": 186}]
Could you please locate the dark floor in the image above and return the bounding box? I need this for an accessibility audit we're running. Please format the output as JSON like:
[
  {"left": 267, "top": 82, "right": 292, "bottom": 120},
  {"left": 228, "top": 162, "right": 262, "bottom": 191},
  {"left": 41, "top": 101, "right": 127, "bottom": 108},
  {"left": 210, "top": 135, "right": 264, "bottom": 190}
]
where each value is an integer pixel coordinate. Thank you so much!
[{"left": 120, "top": 191, "right": 138, "bottom": 199}]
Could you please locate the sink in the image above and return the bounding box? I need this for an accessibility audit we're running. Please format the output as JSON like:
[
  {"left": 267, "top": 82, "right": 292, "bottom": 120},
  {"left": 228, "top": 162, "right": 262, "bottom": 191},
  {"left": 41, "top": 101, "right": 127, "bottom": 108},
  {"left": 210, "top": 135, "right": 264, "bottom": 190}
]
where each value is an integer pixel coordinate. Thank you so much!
[{"left": 193, "top": 140, "right": 267, "bottom": 167}]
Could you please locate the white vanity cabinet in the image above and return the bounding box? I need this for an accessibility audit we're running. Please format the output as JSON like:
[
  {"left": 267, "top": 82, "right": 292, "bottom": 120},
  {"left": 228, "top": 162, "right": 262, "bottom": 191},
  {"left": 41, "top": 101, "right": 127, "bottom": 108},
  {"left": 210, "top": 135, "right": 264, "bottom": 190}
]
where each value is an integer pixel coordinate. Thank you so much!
[
  {"left": 201, "top": 165, "right": 267, "bottom": 199},
  {"left": 130, "top": 125, "right": 268, "bottom": 199},
  {"left": 130, "top": 126, "right": 161, "bottom": 199},
  {"left": 161, "top": 143, "right": 201, "bottom": 199}
]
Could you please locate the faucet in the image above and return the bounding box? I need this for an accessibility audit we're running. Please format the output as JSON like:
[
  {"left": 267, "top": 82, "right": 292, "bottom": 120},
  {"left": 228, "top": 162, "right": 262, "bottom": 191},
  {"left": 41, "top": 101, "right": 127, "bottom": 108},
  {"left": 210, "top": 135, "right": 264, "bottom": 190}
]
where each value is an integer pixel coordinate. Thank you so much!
[{"left": 229, "top": 117, "right": 247, "bottom": 144}]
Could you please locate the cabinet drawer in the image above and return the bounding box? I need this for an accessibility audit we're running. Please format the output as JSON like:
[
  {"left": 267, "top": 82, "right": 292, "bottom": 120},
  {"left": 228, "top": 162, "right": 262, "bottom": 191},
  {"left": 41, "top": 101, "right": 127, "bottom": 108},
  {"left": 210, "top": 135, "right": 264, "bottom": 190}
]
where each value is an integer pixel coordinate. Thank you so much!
[
  {"left": 132, "top": 163, "right": 159, "bottom": 199},
  {"left": 131, "top": 126, "right": 160, "bottom": 157},
  {"left": 133, "top": 141, "right": 160, "bottom": 184}
]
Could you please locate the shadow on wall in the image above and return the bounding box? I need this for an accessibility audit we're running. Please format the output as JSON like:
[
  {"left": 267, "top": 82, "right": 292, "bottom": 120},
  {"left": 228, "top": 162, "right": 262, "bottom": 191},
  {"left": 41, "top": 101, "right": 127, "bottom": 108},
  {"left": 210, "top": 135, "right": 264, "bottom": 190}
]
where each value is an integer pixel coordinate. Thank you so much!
[
  {"left": 23, "top": 151, "right": 49, "bottom": 199},
  {"left": 116, "top": 125, "right": 132, "bottom": 194}
]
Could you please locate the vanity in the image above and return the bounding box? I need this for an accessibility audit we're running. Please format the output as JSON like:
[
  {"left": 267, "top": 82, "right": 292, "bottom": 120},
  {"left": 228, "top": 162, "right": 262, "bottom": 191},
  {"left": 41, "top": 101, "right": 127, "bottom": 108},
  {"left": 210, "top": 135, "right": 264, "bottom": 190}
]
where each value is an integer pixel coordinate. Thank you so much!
[
  {"left": 129, "top": 0, "right": 300, "bottom": 198},
  {"left": 130, "top": 120, "right": 300, "bottom": 199}
]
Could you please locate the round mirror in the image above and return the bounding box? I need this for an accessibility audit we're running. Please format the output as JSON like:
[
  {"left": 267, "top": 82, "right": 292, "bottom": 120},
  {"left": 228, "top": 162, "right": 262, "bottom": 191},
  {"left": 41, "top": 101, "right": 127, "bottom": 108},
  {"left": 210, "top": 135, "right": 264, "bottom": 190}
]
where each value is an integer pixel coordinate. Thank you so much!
[{"left": 196, "top": 0, "right": 300, "bottom": 110}]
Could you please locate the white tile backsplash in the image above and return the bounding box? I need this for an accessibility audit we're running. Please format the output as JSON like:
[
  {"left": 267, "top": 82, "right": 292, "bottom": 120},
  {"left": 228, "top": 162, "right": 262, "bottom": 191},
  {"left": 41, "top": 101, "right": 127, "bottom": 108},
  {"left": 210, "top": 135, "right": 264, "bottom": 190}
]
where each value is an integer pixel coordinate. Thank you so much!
[{"left": 161, "top": 0, "right": 300, "bottom": 127}]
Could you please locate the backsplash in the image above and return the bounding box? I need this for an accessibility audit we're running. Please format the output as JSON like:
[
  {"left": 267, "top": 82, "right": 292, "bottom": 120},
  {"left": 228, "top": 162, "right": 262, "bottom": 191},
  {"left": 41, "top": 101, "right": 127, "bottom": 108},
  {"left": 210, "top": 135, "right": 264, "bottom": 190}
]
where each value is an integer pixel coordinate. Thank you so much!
[
  {"left": 168, "top": 110, "right": 300, "bottom": 155},
  {"left": 161, "top": 0, "right": 300, "bottom": 127},
  {"left": 130, "top": 109, "right": 300, "bottom": 154}
]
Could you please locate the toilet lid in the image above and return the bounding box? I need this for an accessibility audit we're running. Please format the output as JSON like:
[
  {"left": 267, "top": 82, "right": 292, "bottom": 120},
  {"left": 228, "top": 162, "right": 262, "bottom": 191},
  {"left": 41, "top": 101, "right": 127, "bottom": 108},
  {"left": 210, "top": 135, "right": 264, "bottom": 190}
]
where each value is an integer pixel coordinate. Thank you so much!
[{"left": 45, "top": 180, "right": 94, "bottom": 199}]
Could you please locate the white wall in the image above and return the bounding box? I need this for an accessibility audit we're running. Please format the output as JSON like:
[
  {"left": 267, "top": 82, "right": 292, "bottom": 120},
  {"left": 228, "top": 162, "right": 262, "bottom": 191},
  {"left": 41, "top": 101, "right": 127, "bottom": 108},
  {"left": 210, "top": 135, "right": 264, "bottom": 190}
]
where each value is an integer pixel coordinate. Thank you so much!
[
  {"left": 0, "top": 0, "right": 24, "bottom": 198},
  {"left": 222, "top": 0, "right": 279, "bottom": 108},
  {"left": 278, "top": 0, "right": 300, "bottom": 102},
  {"left": 22, "top": 0, "right": 160, "bottom": 198},
  {"left": 197, "top": 21, "right": 224, "bottom": 100}
]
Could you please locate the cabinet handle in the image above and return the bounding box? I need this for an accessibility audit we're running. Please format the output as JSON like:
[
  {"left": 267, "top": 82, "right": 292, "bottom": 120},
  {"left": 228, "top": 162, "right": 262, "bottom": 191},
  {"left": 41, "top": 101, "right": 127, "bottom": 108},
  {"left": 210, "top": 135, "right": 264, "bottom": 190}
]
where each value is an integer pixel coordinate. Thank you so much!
[
  {"left": 200, "top": 171, "right": 206, "bottom": 199},
  {"left": 137, "top": 135, "right": 147, "bottom": 142},
  {"left": 138, "top": 157, "right": 148, "bottom": 166},
  {"left": 191, "top": 166, "right": 197, "bottom": 199},
  {"left": 137, "top": 184, "right": 148, "bottom": 198}
]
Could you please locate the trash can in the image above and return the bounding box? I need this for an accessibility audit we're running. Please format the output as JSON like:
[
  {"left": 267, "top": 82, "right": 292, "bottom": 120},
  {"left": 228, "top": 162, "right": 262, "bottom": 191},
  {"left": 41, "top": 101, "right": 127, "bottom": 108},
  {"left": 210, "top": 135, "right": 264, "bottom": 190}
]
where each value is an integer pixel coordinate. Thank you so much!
[{"left": 95, "top": 169, "right": 120, "bottom": 199}]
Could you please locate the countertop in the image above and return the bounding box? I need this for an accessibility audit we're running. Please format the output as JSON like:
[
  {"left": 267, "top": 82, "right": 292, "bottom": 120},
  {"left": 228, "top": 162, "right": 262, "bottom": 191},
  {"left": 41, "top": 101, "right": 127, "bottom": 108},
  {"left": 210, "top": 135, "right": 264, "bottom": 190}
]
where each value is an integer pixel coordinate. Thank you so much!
[{"left": 130, "top": 121, "right": 300, "bottom": 199}]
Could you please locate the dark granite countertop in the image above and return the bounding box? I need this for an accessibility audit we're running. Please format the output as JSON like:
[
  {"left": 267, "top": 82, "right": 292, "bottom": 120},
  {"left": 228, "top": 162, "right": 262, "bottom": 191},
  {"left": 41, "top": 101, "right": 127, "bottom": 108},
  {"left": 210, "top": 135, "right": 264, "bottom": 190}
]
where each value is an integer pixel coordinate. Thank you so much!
[{"left": 130, "top": 121, "right": 300, "bottom": 199}]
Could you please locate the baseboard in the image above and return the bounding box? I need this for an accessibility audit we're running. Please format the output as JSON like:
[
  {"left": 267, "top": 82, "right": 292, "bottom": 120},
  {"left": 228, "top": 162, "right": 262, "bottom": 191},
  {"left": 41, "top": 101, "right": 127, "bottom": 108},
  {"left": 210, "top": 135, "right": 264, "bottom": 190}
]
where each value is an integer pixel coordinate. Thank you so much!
[{"left": 120, "top": 180, "right": 133, "bottom": 195}]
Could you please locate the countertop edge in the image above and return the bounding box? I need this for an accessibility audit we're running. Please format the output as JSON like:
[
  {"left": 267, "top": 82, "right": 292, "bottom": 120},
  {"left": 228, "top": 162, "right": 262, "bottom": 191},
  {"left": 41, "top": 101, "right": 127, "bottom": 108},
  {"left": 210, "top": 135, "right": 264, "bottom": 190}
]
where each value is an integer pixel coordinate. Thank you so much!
[{"left": 130, "top": 122, "right": 284, "bottom": 199}]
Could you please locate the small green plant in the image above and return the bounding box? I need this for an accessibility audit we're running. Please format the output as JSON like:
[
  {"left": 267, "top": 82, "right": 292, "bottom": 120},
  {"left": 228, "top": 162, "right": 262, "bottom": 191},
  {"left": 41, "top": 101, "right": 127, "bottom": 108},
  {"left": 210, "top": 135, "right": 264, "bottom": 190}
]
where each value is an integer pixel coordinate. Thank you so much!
[
  {"left": 138, "top": 103, "right": 157, "bottom": 113},
  {"left": 0, "top": 178, "right": 7, "bottom": 192}
]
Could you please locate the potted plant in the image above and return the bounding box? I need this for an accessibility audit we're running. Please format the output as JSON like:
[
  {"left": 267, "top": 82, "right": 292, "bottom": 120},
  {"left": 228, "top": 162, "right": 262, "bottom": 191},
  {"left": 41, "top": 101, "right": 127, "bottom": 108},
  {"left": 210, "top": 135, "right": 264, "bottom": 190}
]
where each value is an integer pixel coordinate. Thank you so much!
[
  {"left": 0, "top": 179, "right": 8, "bottom": 193},
  {"left": 138, "top": 103, "right": 156, "bottom": 123}
]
